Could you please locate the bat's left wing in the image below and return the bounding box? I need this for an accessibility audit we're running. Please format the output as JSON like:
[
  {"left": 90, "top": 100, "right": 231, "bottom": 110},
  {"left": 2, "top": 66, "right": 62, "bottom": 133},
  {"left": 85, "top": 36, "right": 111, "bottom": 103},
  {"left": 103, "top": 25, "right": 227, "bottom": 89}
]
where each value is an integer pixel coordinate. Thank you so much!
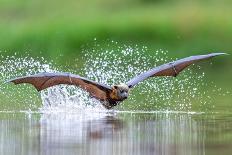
[
  {"left": 126, "top": 53, "right": 226, "bottom": 88},
  {"left": 7, "top": 72, "right": 112, "bottom": 101}
]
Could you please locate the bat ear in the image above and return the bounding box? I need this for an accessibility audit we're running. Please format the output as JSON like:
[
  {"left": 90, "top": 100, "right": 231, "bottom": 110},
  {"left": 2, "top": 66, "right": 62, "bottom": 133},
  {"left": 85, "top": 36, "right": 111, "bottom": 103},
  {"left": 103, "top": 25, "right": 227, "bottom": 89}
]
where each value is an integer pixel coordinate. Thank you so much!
[{"left": 113, "top": 86, "right": 118, "bottom": 89}]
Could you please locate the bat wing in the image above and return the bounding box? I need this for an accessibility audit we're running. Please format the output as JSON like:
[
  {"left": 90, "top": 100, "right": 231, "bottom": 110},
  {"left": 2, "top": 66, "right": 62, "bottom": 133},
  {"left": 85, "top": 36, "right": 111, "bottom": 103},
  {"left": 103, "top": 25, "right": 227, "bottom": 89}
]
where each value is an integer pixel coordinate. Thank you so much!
[
  {"left": 126, "top": 53, "right": 226, "bottom": 88},
  {"left": 7, "top": 72, "right": 112, "bottom": 101}
]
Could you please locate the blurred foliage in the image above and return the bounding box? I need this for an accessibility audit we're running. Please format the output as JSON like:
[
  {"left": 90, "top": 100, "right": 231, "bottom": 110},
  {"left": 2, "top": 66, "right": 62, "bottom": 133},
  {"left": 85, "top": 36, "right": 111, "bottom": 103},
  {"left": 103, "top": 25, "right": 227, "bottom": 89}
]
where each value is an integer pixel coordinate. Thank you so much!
[{"left": 0, "top": 0, "right": 231, "bottom": 63}]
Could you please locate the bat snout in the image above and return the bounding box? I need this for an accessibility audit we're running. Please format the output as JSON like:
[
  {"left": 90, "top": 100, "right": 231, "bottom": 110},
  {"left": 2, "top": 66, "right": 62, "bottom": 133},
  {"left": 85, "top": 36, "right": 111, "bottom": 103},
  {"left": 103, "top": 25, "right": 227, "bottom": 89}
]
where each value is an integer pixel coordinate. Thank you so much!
[{"left": 121, "top": 92, "right": 128, "bottom": 99}]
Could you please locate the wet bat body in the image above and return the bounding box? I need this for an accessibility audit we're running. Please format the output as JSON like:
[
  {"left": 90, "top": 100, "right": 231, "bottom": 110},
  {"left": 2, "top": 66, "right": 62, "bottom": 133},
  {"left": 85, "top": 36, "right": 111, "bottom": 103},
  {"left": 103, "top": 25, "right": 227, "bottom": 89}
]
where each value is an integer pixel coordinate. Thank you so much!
[{"left": 7, "top": 53, "right": 226, "bottom": 109}]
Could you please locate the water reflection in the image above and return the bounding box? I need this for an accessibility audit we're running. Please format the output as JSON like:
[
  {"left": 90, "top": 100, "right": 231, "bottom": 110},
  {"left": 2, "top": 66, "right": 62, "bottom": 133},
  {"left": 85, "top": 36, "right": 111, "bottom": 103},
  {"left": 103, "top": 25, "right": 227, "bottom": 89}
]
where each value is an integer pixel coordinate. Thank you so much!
[
  {"left": 0, "top": 111, "right": 232, "bottom": 155},
  {"left": 40, "top": 113, "right": 124, "bottom": 155}
]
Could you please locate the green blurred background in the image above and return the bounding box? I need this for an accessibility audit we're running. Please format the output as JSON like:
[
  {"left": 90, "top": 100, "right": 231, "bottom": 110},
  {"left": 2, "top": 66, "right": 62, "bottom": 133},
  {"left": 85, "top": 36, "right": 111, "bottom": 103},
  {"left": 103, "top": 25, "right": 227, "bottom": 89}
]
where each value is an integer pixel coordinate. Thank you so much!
[
  {"left": 0, "top": 0, "right": 231, "bottom": 111},
  {"left": 0, "top": 0, "right": 232, "bottom": 59}
]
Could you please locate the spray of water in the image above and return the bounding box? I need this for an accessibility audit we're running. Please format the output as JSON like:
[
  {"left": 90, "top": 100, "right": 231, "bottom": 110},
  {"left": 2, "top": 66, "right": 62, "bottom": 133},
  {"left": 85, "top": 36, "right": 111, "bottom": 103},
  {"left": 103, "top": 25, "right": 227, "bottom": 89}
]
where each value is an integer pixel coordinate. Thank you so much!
[
  {"left": 0, "top": 51, "right": 58, "bottom": 111},
  {"left": 0, "top": 42, "right": 227, "bottom": 113},
  {"left": 81, "top": 41, "right": 209, "bottom": 111}
]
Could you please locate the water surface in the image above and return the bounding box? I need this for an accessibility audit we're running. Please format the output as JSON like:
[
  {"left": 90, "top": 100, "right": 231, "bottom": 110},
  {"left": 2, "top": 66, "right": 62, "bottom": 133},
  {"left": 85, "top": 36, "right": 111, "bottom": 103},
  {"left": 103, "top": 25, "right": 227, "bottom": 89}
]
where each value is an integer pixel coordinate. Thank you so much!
[{"left": 0, "top": 110, "right": 232, "bottom": 155}]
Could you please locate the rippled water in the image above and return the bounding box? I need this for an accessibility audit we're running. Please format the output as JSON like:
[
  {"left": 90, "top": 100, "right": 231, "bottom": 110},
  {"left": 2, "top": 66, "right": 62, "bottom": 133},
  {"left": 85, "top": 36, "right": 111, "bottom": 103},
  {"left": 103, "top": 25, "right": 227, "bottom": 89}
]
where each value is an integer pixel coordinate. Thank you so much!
[{"left": 0, "top": 111, "right": 232, "bottom": 155}]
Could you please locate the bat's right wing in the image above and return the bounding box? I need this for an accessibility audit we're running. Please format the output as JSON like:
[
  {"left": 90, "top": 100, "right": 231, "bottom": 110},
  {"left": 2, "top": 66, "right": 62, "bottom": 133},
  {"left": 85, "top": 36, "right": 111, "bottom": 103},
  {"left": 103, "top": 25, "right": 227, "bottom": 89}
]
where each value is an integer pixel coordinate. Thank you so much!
[
  {"left": 7, "top": 72, "right": 112, "bottom": 101},
  {"left": 126, "top": 53, "right": 226, "bottom": 88}
]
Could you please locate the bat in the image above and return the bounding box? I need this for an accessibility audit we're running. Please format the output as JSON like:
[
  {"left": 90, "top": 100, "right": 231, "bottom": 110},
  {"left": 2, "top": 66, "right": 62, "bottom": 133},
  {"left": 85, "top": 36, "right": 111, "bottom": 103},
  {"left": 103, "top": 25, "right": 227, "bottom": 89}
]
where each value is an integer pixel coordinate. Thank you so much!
[{"left": 7, "top": 53, "right": 226, "bottom": 109}]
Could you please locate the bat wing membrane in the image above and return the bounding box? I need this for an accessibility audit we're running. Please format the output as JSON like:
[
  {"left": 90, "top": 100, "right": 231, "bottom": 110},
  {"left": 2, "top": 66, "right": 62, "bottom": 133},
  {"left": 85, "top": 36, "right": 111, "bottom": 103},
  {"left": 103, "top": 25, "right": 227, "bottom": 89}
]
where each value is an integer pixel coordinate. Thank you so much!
[
  {"left": 126, "top": 53, "right": 226, "bottom": 88},
  {"left": 8, "top": 72, "right": 112, "bottom": 100}
]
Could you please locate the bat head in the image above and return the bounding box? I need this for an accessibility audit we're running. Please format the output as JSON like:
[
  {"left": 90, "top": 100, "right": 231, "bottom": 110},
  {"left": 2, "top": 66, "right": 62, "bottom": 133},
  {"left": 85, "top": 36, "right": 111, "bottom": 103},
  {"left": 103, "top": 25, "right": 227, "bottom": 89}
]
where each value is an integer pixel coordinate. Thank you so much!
[{"left": 111, "top": 83, "right": 129, "bottom": 100}]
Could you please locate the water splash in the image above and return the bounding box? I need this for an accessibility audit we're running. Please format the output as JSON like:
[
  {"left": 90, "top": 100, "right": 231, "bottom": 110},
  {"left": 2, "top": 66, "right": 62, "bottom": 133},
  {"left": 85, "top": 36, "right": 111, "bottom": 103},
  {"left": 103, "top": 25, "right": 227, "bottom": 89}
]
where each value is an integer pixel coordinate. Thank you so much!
[
  {"left": 0, "top": 51, "right": 57, "bottom": 111},
  {"left": 81, "top": 41, "right": 210, "bottom": 111},
  {"left": 40, "top": 85, "right": 107, "bottom": 112},
  {"left": 0, "top": 42, "right": 226, "bottom": 112}
]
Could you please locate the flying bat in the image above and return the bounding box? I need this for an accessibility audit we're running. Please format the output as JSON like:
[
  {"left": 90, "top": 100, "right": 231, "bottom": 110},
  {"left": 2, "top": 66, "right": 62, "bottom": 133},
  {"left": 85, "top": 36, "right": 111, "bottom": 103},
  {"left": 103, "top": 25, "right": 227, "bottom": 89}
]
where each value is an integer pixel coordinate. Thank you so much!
[{"left": 7, "top": 53, "right": 226, "bottom": 109}]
